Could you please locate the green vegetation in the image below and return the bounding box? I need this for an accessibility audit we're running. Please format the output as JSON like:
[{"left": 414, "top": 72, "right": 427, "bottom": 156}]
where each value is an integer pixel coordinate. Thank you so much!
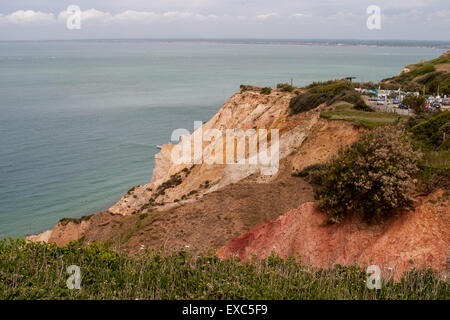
[
  {"left": 406, "top": 63, "right": 436, "bottom": 81},
  {"left": 240, "top": 84, "right": 260, "bottom": 92},
  {"left": 145, "top": 167, "right": 195, "bottom": 209},
  {"left": 0, "top": 239, "right": 447, "bottom": 300},
  {"left": 292, "top": 163, "right": 326, "bottom": 177},
  {"left": 422, "top": 151, "right": 450, "bottom": 170},
  {"left": 261, "top": 87, "right": 272, "bottom": 94},
  {"left": 410, "top": 111, "right": 450, "bottom": 149},
  {"left": 353, "top": 99, "right": 374, "bottom": 112},
  {"left": 402, "top": 96, "right": 426, "bottom": 114},
  {"left": 59, "top": 214, "right": 94, "bottom": 226},
  {"left": 381, "top": 52, "right": 450, "bottom": 95},
  {"left": 418, "top": 167, "right": 450, "bottom": 193},
  {"left": 289, "top": 81, "right": 368, "bottom": 114},
  {"left": 320, "top": 104, "right": 405, "bottom": 127},
  {"left": 310, "top": 127, "right": 421, "bottom": 223},
  {"left": 406, "top": 111, "right": 450, "bottom": 177},
  {"left": 430, "top": 53, "right": 450, "bottom": 65},
  {"left": 277, "top": 83, "right": 295, "bottom": 92}
]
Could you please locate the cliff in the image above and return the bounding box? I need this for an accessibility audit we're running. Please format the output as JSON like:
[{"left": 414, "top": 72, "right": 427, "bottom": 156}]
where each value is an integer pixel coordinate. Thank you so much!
[
  {"left": 27, "top": 87, "right": 363, "bottom": 251},
  {"left": 27, "top": 82, "right": 449, "bottom": 278}
]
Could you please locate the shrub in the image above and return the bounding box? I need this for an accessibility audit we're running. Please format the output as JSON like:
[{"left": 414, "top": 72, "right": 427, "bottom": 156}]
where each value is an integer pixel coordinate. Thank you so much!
[
  {"left": 277, "top": 83, "right": 294, "bottom": 92},
  {"left": 402, "top": 96, "right": 426, "bottom": 114},
  {"left": 312, "top": 127, "right": 421, "bottom": 222},
  {"left": 329, "top": 89, "right": 365, "bottom": 105},
  {"left": 261, "top": 87, "right": 272, "bottom": 95},
  {"left": 406, "top": 113, "right": 435, "bottom": 129},
  {"left": 292, "top": 163, "right": 326, "bottom": 177},
  {"left": 240, "top": 85, "right": 259, "bottom": 92},
  {"left": 410, "top": 111, "right": 450, "bottom": 148},
  {"left": 417, "top": 167, "right": 450, "bottom": 193},
  {"left": 309, "top": 81, "right": 352, "bottom": 95},
  {"left": 289, "top": 91, "right": 330, "bottom": 113},
  {"left": 139, "top": 213, "right": 148, "bottom": 220},
  {"left": 437, "top": 122, "right": 450, "bottom": 150},
  {"left": 289, "top": 86, "right": 366, "bottom": 115},
  {"left": 353, "top": 100, "right": 373, "bottom": 112},
  {"left": 59, "top": 214, "right": 94, "bottom": 226}
]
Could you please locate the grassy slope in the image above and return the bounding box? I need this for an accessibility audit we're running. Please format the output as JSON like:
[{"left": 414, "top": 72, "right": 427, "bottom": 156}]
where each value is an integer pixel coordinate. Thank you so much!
[
  {"left": 1, "top": 239, "right": 448, "bottom": 300},
  {"left": 380, "top": 50, "right": 450, "bottom": 93},
  {"left": 320, "top": 104, "right": 407, "bottom": 127},
  {"left": 409, "top": 111, "right": 450, "bottom": 170}
]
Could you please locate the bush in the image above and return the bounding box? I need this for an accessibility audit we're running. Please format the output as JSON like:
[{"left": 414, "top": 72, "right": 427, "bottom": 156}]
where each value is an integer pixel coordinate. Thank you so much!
[
  {"left": 292, "top": 163, "right": 326, "bottom": 177},
  {"left": 312, "top": 127, "right": 421, "bottom": 222},
  {"left": 240, "top": 85, "right": 259, "bottom": 92},
  {"left": 402, "top": 96, "right": 426, "bottom": 114},
  {"left": 329, "top": 89, "right": 365, "bottom": 105},
  {"left": 417, "top": 167, "right": 450, "bottom": 193},
  {"left": 309, "top": 81, "right": 352, "bottom": 95},
  {"left": 289, "top": 86, "right": 366, "bottom": 115},
  {"left": 410, "top": 111, "right": 450, "bottom": 148},
  {"left": 406, "top": 113, "right": 435, "bottom": 129},
  {"left": 353, "top": 100, "right": 373, "bottom": 112},
  {"left": 289, "top": 91, "right": 330, "bottom": 113},
  {"left": 261, "top": 87, "right": 272, "bottom": 95},
  {"left": 277, "top": 83, "right": 294, "bottom": 92},
  {"left": 437, "top": 122, "right": 450, "bottom": 149}
]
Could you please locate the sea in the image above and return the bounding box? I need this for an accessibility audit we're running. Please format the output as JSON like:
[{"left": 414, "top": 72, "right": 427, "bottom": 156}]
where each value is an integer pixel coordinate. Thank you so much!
[{"left": 0, "top": 39, "right": 446, "bottom": 237}]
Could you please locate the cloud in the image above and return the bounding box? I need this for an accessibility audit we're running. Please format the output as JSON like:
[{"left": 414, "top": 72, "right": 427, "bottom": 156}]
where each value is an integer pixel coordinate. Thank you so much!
[
  {"left": 57, "top": 8, "right": 113, "bottom": 26},
  {"left": 256, "top": 13, "right": 278, "bottom": 21},
  {"left": 2, "top": 10, "right": 54, "bottom": 24},
  {"left": 54, "top": 9, "right": 222, "bottom": 25},
  {"left": 0, "top": 6, "right": 449, "bottom": 40},
  {"left": 291, "top": 13, "right": 306, "bottom": 19}
]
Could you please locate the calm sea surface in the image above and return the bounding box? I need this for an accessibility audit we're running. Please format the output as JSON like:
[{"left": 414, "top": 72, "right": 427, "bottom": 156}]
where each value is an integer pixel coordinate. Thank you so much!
[{"left": 0, "top": 40, "right": 445, "bottom": 237}]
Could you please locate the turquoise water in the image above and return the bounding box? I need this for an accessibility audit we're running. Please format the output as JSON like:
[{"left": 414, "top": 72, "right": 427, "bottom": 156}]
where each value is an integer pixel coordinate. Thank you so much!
[{"left": 0, "top": 40, "right": 445, "bottom": 237}]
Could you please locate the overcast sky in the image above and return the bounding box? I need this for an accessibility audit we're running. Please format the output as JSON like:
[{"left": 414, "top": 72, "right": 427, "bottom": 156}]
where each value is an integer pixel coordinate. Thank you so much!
[{"left": 0, "top": 0, "right": 449, "bottom": 41}]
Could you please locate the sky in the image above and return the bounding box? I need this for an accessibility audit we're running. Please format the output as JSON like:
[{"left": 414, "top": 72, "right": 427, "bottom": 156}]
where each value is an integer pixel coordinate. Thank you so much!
[{"left": 0, "top": 0, "right": 449, "bottom": 41}]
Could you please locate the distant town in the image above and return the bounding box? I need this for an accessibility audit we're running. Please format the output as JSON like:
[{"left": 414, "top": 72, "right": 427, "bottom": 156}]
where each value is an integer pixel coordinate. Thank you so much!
[{"left": 356, "top": 87, "right": 450, "bottom": 113}]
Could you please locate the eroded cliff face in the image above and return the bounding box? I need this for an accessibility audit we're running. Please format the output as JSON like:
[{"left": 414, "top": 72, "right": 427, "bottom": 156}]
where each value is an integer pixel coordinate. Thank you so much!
[
  {"left": 218, "top": 191, "right": 450, "bottom": 279},
  {"left": 26, "top": 88, "right": 364, "bottom": 253},
  {"left": 107, "top": 88, "right": 331, "bottom": 216}
]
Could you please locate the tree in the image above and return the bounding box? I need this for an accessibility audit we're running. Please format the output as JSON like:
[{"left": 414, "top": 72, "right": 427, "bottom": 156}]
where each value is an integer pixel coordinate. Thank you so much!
[{"left": 402, "top": 96, "right": 426, "bottom": 114}]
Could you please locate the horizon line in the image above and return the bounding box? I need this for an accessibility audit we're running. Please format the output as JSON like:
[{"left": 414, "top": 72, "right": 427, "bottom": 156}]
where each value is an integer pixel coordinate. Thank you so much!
[{"left": 1, "top": 37, "right": 449, "bottom": 48}]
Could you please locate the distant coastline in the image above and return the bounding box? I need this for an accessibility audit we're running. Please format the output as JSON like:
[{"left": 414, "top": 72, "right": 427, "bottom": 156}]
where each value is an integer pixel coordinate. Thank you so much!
[{"left": 2, "top": 38, "right": 450, "bottom": 49}]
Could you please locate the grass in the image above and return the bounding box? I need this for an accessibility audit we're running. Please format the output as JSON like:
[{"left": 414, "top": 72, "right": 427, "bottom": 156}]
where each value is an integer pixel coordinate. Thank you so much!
[
  {"left": 422, "top": 150, "right": 450, "bottom": 169},
  {"left": 0, "top": 239, "right": 448, "bottom": 300},
  {"left": 320, "top": 104, "right": 407, "bottom": 127},
  {"left": 119, "top": 211, "right": 165, "bottom": 244}
]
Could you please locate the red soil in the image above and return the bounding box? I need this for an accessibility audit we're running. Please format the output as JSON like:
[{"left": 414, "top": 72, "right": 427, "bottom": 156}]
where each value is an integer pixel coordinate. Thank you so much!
[{"left": 218, "top": 191, "right": 450, "bottom": 279}]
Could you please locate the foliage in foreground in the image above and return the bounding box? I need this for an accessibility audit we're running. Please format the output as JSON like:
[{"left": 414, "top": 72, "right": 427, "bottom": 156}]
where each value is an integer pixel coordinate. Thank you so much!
[
  {"left": 0, "top": 239, "right": 448, "bottom": 300},
  {"left": 311, "top": 127, "right": 421, "bottom": 222}
]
